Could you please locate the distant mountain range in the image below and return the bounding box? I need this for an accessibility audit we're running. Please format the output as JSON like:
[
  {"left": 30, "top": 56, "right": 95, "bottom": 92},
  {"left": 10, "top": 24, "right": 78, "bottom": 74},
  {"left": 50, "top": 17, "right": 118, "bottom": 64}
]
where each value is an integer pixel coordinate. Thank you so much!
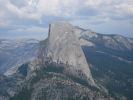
[
  {"left": 0, "top": 39, "right": 39, "bottom": 75},
  {"left": 77, "top": 27, "right": 133, "bottom": 100},
  {"left": 0, "top": 22, "right": 133, "bottom": 100}
]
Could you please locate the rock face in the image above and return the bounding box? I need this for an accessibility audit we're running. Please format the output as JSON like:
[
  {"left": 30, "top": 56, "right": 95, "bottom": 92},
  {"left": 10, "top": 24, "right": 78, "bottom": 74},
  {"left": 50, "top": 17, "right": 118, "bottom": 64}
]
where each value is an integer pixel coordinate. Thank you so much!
[
  {"left": 40, "top": 22, "right": 95, "bottom": 86},
  {"left": 1, "top": 22, "right": 133, "bottom": 100}
]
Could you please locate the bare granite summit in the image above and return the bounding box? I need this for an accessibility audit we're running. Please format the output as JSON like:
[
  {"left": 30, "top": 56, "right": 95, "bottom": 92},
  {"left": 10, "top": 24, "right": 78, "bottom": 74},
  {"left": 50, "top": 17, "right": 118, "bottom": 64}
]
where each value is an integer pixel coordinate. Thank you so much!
[{"left": 40, "top": 22, "right": 96, "bottom": 86}]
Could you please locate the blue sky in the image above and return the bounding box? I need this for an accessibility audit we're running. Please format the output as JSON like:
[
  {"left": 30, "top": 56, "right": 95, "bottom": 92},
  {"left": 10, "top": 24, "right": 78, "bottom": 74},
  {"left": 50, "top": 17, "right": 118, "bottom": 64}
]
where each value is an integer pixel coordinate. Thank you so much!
[{"left": 0, "top": 0, "right": 133, "bottom": 39}]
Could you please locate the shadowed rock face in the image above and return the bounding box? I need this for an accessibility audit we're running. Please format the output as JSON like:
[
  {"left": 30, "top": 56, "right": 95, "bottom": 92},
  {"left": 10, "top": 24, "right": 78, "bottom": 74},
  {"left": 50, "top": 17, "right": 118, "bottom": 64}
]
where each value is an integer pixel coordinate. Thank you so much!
[{"left": 41, "top": 22, "right": 96, "bottom": 86}]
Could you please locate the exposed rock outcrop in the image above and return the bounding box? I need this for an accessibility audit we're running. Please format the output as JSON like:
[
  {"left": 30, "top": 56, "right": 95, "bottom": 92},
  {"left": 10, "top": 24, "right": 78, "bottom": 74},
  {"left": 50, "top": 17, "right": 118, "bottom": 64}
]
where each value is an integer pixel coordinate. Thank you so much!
[{"left": 39, "top": 22, "right": 96, "bottom": 86}]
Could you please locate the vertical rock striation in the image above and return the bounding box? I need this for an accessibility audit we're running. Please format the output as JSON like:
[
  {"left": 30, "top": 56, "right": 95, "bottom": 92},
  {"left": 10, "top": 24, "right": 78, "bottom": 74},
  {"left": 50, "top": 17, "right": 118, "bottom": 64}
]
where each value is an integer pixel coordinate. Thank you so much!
[{"left": 40, "top": 22, "right": 96, "bottom": 86}]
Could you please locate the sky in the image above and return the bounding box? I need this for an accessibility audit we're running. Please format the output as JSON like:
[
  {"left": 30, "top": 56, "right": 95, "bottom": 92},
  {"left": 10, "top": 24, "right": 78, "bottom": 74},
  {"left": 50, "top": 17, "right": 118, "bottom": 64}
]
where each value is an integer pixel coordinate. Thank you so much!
[{"left": 0, "top": 0, "right": 133, "bottom": 39}]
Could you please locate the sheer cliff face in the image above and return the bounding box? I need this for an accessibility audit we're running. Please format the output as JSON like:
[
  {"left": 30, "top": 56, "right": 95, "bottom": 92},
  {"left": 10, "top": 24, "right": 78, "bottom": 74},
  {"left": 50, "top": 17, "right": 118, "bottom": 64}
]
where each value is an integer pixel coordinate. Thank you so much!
[{"left": 41, "top": 22, "right": 95, "bottom": 86}]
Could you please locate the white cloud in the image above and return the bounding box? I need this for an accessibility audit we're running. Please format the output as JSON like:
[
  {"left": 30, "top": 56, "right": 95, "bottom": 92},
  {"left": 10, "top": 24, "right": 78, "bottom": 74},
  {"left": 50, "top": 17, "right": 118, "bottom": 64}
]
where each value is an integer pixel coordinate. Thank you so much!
[
  {"left": 0, "top": 11, "right": 4, "bottom": 17},
  {"left": 115, "top": 4, "right": 133, "bottom": 15},
  {"left": 2, "top": 0, "right": 83, "bottom": 20},
  {"left": 1, "top": 0, "right": 133, "bottom": 20},
  {"left": 0, "top": 0, "right": 133, "bottom": 38}
]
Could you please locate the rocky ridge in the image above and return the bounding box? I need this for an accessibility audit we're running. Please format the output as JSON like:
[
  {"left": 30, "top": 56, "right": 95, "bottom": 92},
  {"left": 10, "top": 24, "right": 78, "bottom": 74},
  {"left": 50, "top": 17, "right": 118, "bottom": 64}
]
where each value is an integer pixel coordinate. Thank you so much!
[
  {"left": 38, "top": 22, "right": 96, "bottom": 86},
  {"left": 2, "top": 22, "right": 133, "bottom": 100}
]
